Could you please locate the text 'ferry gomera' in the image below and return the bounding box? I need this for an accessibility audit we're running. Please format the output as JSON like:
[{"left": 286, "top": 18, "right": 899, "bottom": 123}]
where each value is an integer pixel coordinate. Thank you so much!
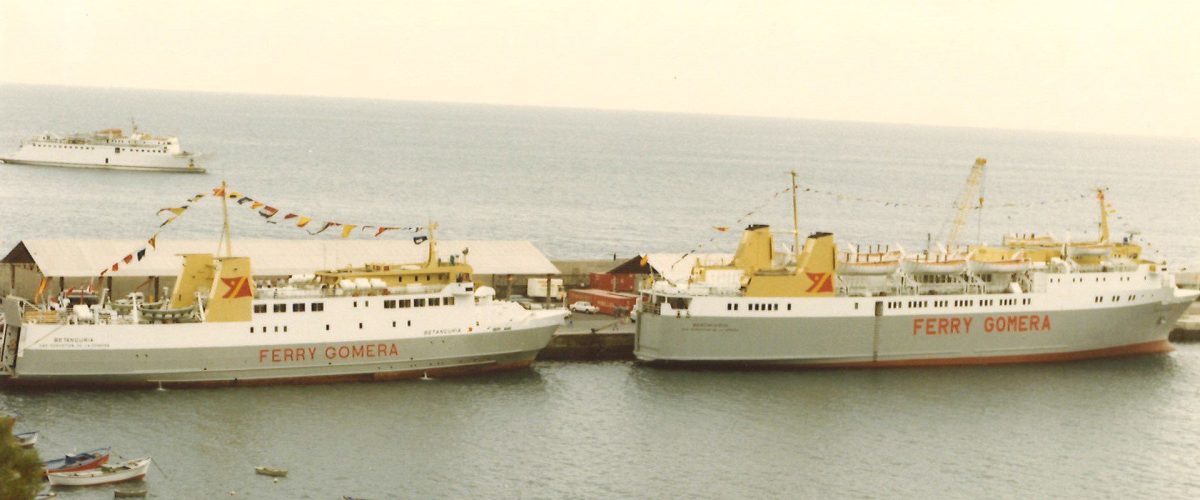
[
  {"left": 635, "top": 160, "right": 1198, "bottom": 367},
  {"left": 0, "top": 122, "right": 204, "bottom": 173}
]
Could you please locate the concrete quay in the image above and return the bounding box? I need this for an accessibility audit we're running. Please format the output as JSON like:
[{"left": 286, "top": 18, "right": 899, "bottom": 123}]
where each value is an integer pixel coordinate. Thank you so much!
[
  {"left": 1170, "top": 302, "right": 1200, "bottom": 342},
  {"left": 538, "top": 313, "right": 635, "bottom": 361}
]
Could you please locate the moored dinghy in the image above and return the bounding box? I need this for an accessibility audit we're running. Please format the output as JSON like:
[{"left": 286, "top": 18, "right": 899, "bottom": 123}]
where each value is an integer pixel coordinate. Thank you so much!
[
  {"left": 15, "top": 430, "right": 38, "bottom": 448},
  {"left": 43, "top": 447, "right": 111, "bottom": 475},
  {"left": 47, "top": 457, "right": 151, "bottom": 486}
]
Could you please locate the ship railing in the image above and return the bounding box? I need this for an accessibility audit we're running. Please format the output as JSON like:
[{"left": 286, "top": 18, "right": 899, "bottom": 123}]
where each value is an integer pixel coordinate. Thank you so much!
[{"left": 21, "top": 304, "right": 62, "bottom": 324}]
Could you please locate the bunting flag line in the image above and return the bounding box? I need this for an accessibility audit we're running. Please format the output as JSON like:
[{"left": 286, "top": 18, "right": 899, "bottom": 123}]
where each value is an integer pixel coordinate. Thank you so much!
[
  {"left": 101, "top": 191, "right": 210, "bottom": 277},
  {"left": 217, "top": 186, "right": 423, "bottom": 239}
]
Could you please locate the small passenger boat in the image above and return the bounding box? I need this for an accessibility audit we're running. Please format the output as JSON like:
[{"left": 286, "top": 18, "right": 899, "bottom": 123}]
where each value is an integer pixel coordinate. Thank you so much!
[
  {"left": 15, "top": 430, "right": 38, "bottom": 448},
  {"left": 42, "top": 447, "right": 111, "bottom": 475},
  {"left": 47, "top": 457, "right": 150, "bottom": 486}
]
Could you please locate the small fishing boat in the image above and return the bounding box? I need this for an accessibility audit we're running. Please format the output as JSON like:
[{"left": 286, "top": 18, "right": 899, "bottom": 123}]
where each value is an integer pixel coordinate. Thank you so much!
[
  {"left": 15, "top": 430, "right": 38, "bottom": 448},
  {"left": 42, "top": 447, "right": 111, "bottom": 475},
  {"left": 47, "top": 457, "right": 151, "bottom": 486},
  {"left": 255, "top": 466, "right": 288, "bottom": 477}
]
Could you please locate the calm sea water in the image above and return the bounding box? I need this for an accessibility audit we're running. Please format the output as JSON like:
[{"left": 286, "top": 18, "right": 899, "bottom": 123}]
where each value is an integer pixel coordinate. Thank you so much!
[{"left": 2, "top": 84, "right": 1200, "bottom": 498}]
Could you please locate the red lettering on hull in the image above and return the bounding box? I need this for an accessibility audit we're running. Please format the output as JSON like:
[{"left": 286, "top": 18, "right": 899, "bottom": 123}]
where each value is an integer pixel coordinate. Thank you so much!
[{"left": 912, "top": 315, "right": 1052, "bottom": 336}]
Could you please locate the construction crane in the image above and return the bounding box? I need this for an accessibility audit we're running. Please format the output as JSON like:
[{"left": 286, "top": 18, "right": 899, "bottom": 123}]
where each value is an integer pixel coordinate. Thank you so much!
[{"left": 944, "top": 157, "right": 987, "bottom": 251}]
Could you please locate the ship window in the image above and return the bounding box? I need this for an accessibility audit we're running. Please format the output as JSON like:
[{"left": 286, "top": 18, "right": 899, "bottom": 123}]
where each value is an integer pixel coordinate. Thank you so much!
[
  {"left": 312, "top": 302, "right": 324, "bottom": 312},
  {"left": 283, "top": 326, "right": 288, "bottom": 332},
  {"left": 273, "top": 303, "right": 286, "bottom": 313},
  {"left": 325, "top": 324, "right": 330, "bottom": 331},
  {"left": 414, "top": 298, "right": 426, "bottom": 307},
  {"left": 292, "top": 303, "right": 305, "bottom": 312},
  {"left": 393, "top": 321, "right": 396, "bottom": 327},
  {"left": 430, "top": 298, "right": 441, "bottom": 306},
  {"left": 359, "top": 323, "right": 363, "bottom": 329},
  {"left": 253, "top": 304, "right": 266, "bottom": 314},
  {"left": 250, "top": 327, "right": 255, "bottom": 333},
  {"left": 446, "top": 297, "right": 455, "bottom": 306},
  {"left": 399, "top": 299, "right": 411, "bottom": 308},
  {"left": 273, "top": 326, "right": 278, "bottom": 332},
  {"left": 727, "top": 303, "right": 733, "bottom": 311},
  {"left": 787, "top": 304, "right": 791, "bottom": 311},
  {"left": 353, "top": 301, "right": 358, "bottom": 308},
  {"left": 384, "top": 300, "right": 396, "bottom": 309}
]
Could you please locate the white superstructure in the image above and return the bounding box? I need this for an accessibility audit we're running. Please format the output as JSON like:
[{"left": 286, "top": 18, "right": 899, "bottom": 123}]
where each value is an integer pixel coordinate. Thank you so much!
[{"left": 0, "top": 123, "right": 204, "bottom": 173}]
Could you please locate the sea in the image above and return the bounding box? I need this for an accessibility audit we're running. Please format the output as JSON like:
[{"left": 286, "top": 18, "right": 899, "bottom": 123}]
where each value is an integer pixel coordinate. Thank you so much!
[{"left": 1, "top": 84, "right": 1199, "bottom": 498}]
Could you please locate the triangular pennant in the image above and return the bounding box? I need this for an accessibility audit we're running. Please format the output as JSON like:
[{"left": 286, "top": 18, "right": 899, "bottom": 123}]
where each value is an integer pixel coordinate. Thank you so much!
[
  {"left": 123, "top": 254, "right": 134, "bottom": 264},
  {"left": 297, "top": 217, "right": 311, "bottom": 228},
  {"left": 136, "top": 248, "right": 147, "bottom": 261},
  {"left": 340, "top": 224, "right": 358, "bottom": 238},
  {"left": 250, "top": 202, "right": 264, "bottom": 210},
  {"left": 283, "top": 213, "right": 298, "bottom": 220},
  {"left": 157, "top": 207, "right": 186, "bottom": 216},
  {"left": 413, "top": 235, "right": 428, "bottom": 244},
  {"left": 374, "top": 227, "right": 392, "bottom": 237},
  {"left": 148, "top": 235, "right": 157, "bottom": 249},
  {"left": 236, "top": 196, "right": 253, "bottom": 205},
  {"left": 259, "top": 206, "right": 278, "bottom": 218}
]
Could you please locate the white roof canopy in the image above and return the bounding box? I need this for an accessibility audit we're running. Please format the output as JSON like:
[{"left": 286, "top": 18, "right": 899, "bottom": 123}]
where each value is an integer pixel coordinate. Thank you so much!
[
  {"left": 645, "top": 253, "right": 733, "bottom": 285},
  {"left": 2, "top": 239, "right": 559, "bottom": 278}
]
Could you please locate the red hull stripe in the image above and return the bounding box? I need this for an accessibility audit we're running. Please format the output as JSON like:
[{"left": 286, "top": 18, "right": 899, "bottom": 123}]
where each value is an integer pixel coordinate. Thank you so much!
[
  {"left": 814, "top": 340, "right": 1173, "bottom": 368},
  {"left": 9, "top": 360, "right": 535, "bottom": 389}
]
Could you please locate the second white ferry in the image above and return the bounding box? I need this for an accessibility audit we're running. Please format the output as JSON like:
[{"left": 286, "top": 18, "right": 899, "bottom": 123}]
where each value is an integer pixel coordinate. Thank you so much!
[
  {"left": 636, "top": 162, "right": 1198, "bottom": 367},
  {"left": 0, "top": 122, "right": 205, "bottom": 173}
]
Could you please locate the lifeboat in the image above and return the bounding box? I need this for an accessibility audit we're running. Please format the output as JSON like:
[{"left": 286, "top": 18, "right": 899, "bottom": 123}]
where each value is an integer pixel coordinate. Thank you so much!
[
  {"left": 904, "top": 252, "right": 967, "bottom": 274},
  {"left": 838, "top": 247, "right": 902, "bottom": 275},
  {"left": 968, "top": 256, "right": 1031, "bottom": 274},
  {"left": 1067, "top": 243, "right": 1112, "bottom": 258}
]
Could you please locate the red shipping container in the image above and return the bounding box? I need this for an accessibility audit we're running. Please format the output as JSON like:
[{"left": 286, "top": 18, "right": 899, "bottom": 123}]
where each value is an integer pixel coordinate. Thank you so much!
[
  {"left": 614, "top": 273, "right": 637, "bottom": 292},
  {"left": 588, "top": 272, "right": 615, "bottom": 291},
  {"left": 567, "top": 288, "right": 638, "bottom": 316}
]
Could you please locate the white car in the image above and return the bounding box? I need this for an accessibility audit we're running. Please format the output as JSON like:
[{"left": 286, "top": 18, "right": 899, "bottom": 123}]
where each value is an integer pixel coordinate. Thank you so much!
[{"left": 569, "top": 301, "right": 599, "bottom": 314}]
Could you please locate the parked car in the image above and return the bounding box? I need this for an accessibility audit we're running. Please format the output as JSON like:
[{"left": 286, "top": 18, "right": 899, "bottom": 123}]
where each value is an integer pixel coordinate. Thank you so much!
[{"left": 570, "top": 301, "right": 599, "bottom": 314}]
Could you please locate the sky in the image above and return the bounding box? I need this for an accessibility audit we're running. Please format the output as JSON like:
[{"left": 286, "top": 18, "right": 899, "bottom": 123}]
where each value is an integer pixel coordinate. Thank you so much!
[{"left": 1, "top": 0, "right": 1198, "bottom": 138}]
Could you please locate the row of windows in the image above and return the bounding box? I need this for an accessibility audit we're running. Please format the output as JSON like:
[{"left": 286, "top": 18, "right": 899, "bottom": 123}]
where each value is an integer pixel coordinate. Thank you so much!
[
  {"left": 1096, "top": 295, "right": 1139, "bottom": 303},
  {"left": 888, "top": 297, "right": 1031, "bottom": 309},
  {"left": 33, "top": 143, "right": 167, "bottom": 153},
  {"left": 382, "top": 297, "right": 454, "bottom": 308},
  {"left": 727, "top": 302, "right": 793, "bottom": 312},
  {"left": 253, "top": 302, "right": 326, "bottom": 314},
  {"left": 250, "top": 319, "right": 414, "bottom": 334}
]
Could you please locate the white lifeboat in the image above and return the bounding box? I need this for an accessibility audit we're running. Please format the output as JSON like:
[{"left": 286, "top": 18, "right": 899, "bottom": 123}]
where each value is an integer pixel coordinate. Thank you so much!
[
  {"left": 838, "top": 247, "right": 903, "bottom": 276},
  {"left": 904, "top": 252, "right": 967, "bottom": 274},
  {"left": 1067, "top": 243, "right": 1112, "bottom": 258}
]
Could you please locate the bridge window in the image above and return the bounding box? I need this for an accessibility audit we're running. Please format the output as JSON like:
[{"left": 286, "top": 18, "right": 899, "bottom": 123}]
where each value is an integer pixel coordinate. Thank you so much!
[
  {"left": 430, "top": 297, "right": 441, "bottom": 306},
  {"left": 384, "top": 300, "right": 396, "bottom": 309},
  {"left": 414, "top": 298, "right": 426, "bottom": 307},
  {"left": 311, "top": 302, "right": 324, "bottom": 312},
  {"left": 253, "top": 304, "right": 266, "bottom": 314},
  {"left": 292, "top": 303, "right": 306, "bottom": 312},
  {"left": 273, "top": 303, "right": 286, "bottom": 313}
]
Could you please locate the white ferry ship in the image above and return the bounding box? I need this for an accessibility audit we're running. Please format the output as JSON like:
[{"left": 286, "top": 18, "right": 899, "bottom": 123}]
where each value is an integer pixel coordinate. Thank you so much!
[
  {"left": 0, "top": 214, "right": 564, "bottom": 387},
  {"left": 0, "top": 123, "right": 204, "bottom": 173},
  {"left": 635, "top": 164, "right": 1198, "bottom": 367}
]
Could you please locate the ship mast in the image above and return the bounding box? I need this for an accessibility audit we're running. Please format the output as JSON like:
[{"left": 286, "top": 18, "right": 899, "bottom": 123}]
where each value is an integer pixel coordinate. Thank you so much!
[
  {"left": 791, "top": 169, "right": 800, "bottom": 274},
  {"left": 426, "top": 220, "right": 438, "bottom": 266},
  {"left": 218, "top": 180, "right": 233, "bottom": 257}
]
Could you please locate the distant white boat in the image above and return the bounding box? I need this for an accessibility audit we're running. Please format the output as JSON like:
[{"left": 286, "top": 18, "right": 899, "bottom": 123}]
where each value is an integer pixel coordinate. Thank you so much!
[
  {"left": 47, "top": 457, "right": 151, "bottom": 486},
  {"left": 0, "top": 121, "right": 205, "bottom": 173}
]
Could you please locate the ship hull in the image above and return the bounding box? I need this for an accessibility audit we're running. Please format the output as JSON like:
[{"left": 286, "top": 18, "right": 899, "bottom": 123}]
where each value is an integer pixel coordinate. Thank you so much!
[
  {"left": 635, "top": 293, "right": 1194, "bottom": 367},
  {"left": 0, "top": 158, "right": 205, "bottom": 174},
  {"left": 5, "top": 322, "right": 558, "bottom": 388}
]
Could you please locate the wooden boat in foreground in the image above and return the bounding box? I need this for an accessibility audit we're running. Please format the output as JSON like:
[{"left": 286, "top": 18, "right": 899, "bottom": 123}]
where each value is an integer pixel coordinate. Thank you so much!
[
  {"left": 42, "top": 447, "right": 111, "bottom": 475},
  {"left": 15, "top": 430, "right": 38, "bottom": 448},
  {"left": 47, "top": 457, "right": 151, "bottom": 486}
]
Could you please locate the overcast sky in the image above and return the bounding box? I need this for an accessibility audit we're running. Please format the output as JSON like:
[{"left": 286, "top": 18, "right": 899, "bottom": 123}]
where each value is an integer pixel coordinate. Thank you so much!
[{"left": 2, "top": 0, "right": 1197, "bottom": 137}]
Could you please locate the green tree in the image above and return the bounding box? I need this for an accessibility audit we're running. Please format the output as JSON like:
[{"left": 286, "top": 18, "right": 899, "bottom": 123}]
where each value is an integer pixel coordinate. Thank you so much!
[{"left": 0, "top": 415, "right": 43, "bottom": 500}]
